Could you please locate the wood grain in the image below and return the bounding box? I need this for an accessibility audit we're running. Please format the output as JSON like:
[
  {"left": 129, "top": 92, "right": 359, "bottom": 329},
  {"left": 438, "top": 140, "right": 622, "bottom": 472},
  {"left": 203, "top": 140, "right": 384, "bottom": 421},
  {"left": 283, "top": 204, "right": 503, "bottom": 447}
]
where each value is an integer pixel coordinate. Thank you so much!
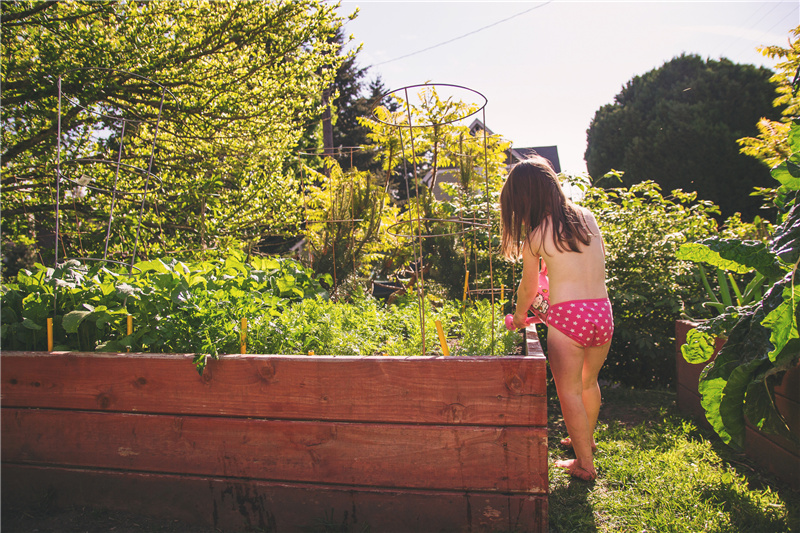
[
  {"left": 1, "top": 352, "right": 547, "bottom": 426},
  {"left": 3, "top": 407, "right": 548, "bottom": 494},
  {"left": 2, "top": 464, "right": 548, "bottom": 533}
]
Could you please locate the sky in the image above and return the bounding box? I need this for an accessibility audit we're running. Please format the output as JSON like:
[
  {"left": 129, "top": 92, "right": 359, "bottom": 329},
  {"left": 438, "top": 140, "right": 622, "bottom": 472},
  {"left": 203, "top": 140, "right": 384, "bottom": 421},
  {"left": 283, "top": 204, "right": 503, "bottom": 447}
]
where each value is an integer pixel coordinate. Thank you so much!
[{"left": 339, "top": 1, "right": 799, "bottom": 176}]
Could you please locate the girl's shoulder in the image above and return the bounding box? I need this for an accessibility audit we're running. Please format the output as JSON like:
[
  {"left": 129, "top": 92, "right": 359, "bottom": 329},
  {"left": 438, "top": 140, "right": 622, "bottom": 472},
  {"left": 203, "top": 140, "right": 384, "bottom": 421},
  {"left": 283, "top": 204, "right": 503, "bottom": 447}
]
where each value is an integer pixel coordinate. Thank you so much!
[{"left": 571, "top": 203, "right": 598, "bottom": 224}]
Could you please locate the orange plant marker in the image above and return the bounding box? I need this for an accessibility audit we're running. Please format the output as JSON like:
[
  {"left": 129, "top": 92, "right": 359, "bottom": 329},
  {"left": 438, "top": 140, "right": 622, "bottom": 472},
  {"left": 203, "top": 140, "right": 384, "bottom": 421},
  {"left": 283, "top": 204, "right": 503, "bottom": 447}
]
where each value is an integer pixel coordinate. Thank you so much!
[
  {"left": 435, "top": 320, "right": 450, "bottom": 357},
  {"left": 240, "top": 318, "right": 247, "bottom": 354},
  {"left": 47, "top": 318, "right": 53, "bottom": 352},
  {"left": 127, "top": 315, "right": 133, "bottom": 352}
]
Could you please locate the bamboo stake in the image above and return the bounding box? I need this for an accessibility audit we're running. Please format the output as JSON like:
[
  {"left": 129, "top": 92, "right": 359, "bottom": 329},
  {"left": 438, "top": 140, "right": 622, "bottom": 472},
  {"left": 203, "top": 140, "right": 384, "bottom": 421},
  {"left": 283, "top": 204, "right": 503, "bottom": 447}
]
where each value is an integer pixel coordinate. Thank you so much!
[
  {"left": 463, "top": 270, "right": 470, "bottom": 303},
  {"left": 435, "top": 320, "right": 450, "bottom": 357},
  {"left": 47, "top": 318, "right": 53, "bottom": 352}
]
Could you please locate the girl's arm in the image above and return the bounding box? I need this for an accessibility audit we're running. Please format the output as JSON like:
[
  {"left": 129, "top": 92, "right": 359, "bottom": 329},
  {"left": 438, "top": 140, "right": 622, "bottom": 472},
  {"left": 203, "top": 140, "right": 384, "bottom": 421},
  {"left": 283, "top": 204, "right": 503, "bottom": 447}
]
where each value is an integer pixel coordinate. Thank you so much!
[{"left": 513, "top": 235, "right": 541, "bottom": 328}]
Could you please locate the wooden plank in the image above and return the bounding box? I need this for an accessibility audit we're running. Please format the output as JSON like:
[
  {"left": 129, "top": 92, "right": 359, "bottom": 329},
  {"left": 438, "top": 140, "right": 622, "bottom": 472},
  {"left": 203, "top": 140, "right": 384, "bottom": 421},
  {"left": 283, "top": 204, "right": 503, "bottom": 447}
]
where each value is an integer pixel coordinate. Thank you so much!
[
  {"left": 1, "top": 352, "right": 547, "bottom": 426},
  {"left": 2, "top": 408, "right": 548, "bottom": 494},
  {"left": 744, "top": 424, "right": 800, "bottom": 490},
  {"left": 525, "top": 325, "right": 545, "bottom": 357},
  {"left": 1, "top": 464, "right": 548, "bottom": 533}
]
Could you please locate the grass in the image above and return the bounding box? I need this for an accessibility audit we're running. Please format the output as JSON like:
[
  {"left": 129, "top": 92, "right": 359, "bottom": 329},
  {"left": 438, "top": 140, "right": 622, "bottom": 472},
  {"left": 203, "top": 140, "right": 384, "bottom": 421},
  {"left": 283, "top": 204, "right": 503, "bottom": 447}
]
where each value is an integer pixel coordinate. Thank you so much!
[{"left": 548, "top": 386, "right": 800, "bottom": 533}]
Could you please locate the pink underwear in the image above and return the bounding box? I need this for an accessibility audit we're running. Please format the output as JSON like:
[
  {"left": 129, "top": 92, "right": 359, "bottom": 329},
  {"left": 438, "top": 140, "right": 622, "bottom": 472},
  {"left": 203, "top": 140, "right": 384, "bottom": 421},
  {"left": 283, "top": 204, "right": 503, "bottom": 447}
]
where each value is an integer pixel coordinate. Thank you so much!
[{"left": 546, "top": 298, "right": 614, "bottom": 347}]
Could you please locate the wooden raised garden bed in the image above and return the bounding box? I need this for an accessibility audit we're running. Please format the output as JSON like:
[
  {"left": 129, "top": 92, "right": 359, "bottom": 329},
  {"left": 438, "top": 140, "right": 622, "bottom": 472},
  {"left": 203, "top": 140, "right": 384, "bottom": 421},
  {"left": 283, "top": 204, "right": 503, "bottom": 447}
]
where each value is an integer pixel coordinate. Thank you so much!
[
  {"left": 675, "top": 320, "right": 800, "bottom": 489},
  {"left": 1, "top": 327, "right": 548, "bottom": 532}
]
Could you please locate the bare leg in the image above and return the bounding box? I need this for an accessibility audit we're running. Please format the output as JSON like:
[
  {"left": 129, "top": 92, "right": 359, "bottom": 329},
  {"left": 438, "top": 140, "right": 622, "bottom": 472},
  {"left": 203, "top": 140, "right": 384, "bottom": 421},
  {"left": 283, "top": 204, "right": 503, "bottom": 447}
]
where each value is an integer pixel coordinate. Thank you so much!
[
  {"left": 547, "top": 326, "right": 609, "bottom": 479},
  {"left": 582, "top": 342, "right": 610, "bottom": 443}
]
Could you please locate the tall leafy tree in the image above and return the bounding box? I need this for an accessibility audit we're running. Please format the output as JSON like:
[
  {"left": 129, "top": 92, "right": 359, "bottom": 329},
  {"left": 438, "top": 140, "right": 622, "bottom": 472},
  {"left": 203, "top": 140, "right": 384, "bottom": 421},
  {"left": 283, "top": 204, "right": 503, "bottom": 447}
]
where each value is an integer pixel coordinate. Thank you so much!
[
  {"left": 738, "top": 25, "right": 799, "bottom": 212},
  {"left": 1, "top": 0, "right": 349, "bottom": 266},
  {"left": 585, "top": 54, "right": 783, "bottom": 221}
]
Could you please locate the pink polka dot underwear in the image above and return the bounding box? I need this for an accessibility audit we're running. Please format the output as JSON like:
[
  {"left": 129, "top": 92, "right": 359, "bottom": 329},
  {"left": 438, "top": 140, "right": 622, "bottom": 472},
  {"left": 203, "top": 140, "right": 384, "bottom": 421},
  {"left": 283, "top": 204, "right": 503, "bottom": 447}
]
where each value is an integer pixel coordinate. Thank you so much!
[{"left": 546, "top": 298, "right": 614, "bottom": 347}]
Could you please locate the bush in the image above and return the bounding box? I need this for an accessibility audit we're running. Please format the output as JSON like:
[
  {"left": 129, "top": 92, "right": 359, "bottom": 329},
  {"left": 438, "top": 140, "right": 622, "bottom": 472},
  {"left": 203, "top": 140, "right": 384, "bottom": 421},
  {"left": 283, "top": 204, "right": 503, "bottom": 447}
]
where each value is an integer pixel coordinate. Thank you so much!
[{"left": 579, "top": 180, "right": 720, "bottom": 387}]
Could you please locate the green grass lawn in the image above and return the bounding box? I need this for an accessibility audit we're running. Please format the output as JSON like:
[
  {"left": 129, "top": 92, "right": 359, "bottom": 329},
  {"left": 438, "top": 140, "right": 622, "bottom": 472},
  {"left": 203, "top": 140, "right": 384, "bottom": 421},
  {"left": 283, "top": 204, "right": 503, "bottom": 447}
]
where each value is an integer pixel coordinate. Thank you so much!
[{"left": 547, "top": 386, "right": 799, "bottom": 533}]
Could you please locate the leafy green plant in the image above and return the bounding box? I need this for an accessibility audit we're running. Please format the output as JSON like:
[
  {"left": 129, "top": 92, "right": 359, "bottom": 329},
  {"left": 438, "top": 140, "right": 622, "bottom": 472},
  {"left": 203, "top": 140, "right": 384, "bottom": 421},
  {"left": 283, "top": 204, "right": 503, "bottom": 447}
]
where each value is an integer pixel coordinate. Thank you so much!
[
  {"left": 1, "top": 254, "right": 521, "bottom": 374},
  {"left": 679, "top": 121, "right": 800, "bottom": 448},
  {"left": 0, "top": 253, "right": 329, "bottom": 372}
]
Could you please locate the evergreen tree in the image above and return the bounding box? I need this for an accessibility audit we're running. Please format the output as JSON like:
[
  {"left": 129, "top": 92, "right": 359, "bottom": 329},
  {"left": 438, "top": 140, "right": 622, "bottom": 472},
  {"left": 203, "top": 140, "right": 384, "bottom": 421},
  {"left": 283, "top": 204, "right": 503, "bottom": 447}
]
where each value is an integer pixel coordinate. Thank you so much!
[{"left": 585, "top": 54, "right": 783, "bottom": 220}]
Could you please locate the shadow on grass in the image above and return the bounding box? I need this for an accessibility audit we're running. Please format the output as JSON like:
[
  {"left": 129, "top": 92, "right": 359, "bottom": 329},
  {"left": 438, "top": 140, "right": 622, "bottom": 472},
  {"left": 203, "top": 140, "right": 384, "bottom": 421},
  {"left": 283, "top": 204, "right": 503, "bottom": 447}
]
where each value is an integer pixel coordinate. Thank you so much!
[
  {"left": 548, "top": 471, "right": 598, "bottom": 533},
  {"left": 684, "top": 414, "right": 800, "bottom": 533},
  {"left": 547, "top": 383, "right": 799, "bottom": 533}
]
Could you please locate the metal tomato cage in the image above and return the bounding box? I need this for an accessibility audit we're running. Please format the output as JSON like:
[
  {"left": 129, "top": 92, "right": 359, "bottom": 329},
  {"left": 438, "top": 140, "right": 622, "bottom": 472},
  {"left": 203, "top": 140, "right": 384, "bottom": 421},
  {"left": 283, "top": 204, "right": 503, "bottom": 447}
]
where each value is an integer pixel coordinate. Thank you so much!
[
  {"left": 371, "top": 83, "right": 498, "bottom": 354},
  {"left": 53, "top": 68, "right": 175, "bottom": 273}
]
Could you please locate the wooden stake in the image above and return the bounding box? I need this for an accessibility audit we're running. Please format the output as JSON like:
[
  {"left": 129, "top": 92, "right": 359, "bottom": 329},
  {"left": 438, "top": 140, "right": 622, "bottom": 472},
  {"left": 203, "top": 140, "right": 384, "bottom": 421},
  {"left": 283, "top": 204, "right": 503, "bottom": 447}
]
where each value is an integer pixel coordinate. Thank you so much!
[
  {"left": 462, "top": 270, "right": 470, "bottom": 303},
  {"left": 47, "top": 318, "right": 53, "bottom": 352},
  {"left": 240, "top": 318, "right": 247, "bottom": 354},
  {"left": 435, "top": 320, "right": 450, "bottom": 357}
]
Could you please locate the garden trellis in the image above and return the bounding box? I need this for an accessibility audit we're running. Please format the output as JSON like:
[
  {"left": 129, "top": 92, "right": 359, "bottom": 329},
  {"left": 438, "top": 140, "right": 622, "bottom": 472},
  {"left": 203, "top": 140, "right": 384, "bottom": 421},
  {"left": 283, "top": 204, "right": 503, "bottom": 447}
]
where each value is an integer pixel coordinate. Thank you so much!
[
  {"left": 370, "top": 83, "right": 499, "bottom": 353},
  {"left": 53, "top": 68, "right": 176, "bottom": 272}
]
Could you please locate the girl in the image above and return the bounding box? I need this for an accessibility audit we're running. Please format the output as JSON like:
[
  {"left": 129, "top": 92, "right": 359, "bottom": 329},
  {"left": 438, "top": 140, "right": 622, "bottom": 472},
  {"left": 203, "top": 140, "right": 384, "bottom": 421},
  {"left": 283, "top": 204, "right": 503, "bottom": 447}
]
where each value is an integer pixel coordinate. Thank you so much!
[{"left": 500, "top": 156, "right": 613, "bottom": 481}]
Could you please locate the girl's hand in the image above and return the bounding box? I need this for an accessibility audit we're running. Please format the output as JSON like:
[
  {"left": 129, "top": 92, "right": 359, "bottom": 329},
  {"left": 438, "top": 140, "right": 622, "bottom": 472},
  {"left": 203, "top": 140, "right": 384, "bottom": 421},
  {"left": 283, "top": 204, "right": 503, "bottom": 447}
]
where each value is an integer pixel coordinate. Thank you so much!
[
  {"left": 513, "top": 312, "right": 529, "bottom": 329},
  {"left": 505, "top": 313, "right": 536, "bottom": 331}
]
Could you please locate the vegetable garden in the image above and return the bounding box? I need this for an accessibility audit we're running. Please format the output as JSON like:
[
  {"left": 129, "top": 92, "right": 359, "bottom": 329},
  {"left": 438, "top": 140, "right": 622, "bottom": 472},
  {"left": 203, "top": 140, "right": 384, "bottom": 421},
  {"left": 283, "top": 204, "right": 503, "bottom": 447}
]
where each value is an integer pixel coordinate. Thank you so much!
[{"left": 2, "top": 2, "right": 800, "bottom": 530}]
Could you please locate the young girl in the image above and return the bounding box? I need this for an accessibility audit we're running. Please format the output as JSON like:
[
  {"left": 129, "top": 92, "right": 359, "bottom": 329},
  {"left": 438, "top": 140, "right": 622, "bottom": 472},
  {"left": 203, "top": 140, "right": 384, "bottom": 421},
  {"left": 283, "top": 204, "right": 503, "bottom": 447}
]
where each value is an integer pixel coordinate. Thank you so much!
[{"left": 500, "top": 156, "right": 613, "bottom": 481}]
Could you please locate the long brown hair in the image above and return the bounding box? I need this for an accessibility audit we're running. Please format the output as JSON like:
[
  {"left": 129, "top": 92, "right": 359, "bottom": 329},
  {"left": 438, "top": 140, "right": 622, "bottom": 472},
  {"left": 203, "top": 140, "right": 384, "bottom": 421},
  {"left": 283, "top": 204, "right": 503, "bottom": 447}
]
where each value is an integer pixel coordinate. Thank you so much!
[{"left": 500, "top": 156, "right": 591, "bottom": 259}]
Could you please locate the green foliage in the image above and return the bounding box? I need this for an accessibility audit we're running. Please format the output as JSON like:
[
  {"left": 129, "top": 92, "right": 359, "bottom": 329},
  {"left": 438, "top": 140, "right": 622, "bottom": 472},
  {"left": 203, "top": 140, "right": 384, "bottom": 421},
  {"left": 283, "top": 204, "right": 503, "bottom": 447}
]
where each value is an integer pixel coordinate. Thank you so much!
[
  {"left": 680, "top": 121, "right": 800, "bottom": 448},
  {"left": 578, "top": 180, "right": 720, "bottom": 386},
  {"left": 361, "top": 86, "right": 510, "bottom": 299},
  {"left": 1, "top": 0, "right": 349, "bottom": 262},
  {"left": 1, "top": 256, "right": 520, "bottom": 371},
  {"left": 0, "top": 254, "right": 328, "bottom": 372},
  {"left": 585, "top": 54, "right": 783, "bottom": 220},
  {"left": 739, "top": 26, "right": 799, "bottom": 170},
  {"left": 255, "top": 291, "right": 519, "bottom": 358},
  {"left": 301, "top": 158, "right": 393, "bottom": 290}
]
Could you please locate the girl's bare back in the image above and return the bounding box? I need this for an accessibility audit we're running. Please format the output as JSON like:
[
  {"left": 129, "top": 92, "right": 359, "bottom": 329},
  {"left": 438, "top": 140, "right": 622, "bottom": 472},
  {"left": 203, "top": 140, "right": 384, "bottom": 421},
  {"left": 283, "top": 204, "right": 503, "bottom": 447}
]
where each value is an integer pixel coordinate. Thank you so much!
[{"left": 533, "top": 206, "right": 608, "bottom": 305}]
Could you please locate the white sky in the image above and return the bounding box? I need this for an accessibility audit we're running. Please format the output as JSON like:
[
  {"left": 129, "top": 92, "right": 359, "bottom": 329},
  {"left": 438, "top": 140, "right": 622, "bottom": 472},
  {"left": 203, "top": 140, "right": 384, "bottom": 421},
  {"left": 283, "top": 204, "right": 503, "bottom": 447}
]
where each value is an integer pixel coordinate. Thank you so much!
[{"left": 339, "top": 1, "right": 799, "bottom": 176}]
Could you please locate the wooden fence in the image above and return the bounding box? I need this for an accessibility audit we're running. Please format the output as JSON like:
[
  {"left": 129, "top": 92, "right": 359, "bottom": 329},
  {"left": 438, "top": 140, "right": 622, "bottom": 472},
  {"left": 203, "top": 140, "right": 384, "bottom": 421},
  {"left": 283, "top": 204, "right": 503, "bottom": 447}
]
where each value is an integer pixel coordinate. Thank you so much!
[{"left": 2, "top": 327, "right": 548, "bottom": 532}]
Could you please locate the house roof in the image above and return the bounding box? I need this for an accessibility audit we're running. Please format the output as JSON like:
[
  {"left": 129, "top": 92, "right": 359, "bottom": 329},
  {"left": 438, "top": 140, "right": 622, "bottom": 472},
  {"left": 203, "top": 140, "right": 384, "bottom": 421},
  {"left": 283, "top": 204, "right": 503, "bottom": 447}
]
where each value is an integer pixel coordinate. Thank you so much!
[
  {"left": 508, "top": 146, "right": 561, "bottom": 174},
  {"left": 469, "top": 118, "right": 561, "bottom": 173}
]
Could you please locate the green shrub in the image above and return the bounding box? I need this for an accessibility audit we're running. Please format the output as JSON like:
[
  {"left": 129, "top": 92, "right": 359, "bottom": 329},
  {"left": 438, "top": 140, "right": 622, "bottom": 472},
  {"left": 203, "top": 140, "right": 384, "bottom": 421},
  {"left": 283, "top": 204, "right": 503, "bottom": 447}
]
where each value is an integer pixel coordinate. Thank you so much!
[{"left": 579, "top": 180, "right": 720, "bottom": 387}]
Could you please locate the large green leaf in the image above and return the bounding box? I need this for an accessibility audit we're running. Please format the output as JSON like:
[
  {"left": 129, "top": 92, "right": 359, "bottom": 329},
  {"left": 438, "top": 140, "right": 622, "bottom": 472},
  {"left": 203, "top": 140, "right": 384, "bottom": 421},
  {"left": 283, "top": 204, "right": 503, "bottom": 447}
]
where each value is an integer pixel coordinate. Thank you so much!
[
  {"left": 771, "top": 203, "right": 800, "bottom": 265},
  {"left": 21, "top": 317, "right": 43, "bottom": 331},
  {"left": 677, "top": 238, "right": 786, "bottom": 280},
  {"left": 681, "top": 327, "right": 716, "bottom": 364},
  {"left": 62, "top": 310, "right": 92, "bottom": 333},
  {"left": 699, "top": 373, "right": 733, "bottom": 445},
  {"left": 771, "top": 153, "right": 800, "bottom": 190},
  {"left": 717, "top": 359, "right": 763, "bottom": 448},
  {"left": 744, "top": 367, "right": 795, "bottom": 441},
  {"left": 761, "top": 282, "right": 800, "bottom": 362}
]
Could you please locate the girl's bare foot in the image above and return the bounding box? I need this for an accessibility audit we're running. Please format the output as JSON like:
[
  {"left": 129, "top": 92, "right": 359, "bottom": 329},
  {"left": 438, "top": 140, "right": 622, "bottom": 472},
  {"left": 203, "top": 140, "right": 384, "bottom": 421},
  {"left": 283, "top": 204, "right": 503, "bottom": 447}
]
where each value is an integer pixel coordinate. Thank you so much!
[
  {"left": 560, "top": 437, "right": 597, "bottom": 452},
  {"left": 555, "top": 458, "right": 597, "bottom": 481}
]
